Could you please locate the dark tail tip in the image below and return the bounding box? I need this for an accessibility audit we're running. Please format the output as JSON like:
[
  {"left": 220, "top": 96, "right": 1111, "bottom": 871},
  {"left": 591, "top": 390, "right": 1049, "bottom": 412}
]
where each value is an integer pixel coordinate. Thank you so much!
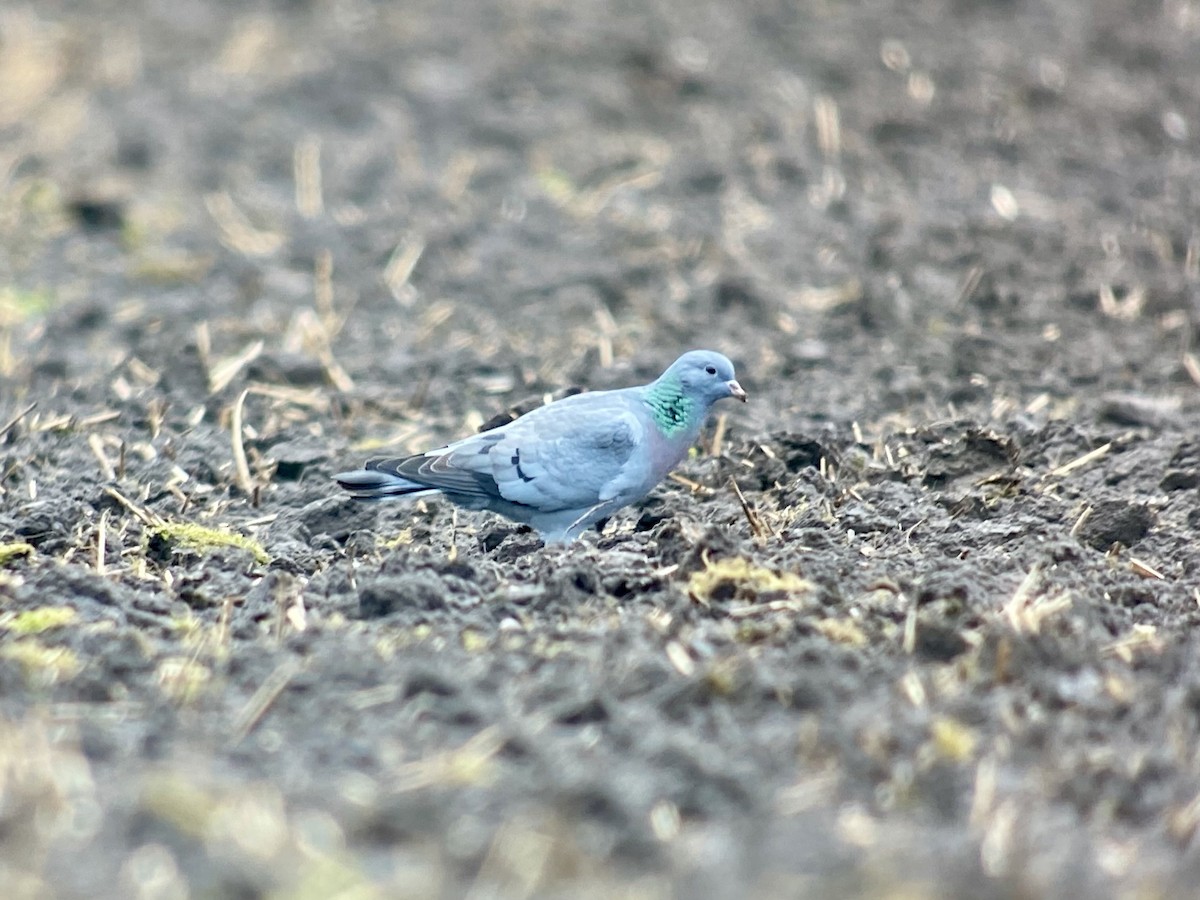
[{"left": 334, "top": 469, "right": 425, "bottom": 501}]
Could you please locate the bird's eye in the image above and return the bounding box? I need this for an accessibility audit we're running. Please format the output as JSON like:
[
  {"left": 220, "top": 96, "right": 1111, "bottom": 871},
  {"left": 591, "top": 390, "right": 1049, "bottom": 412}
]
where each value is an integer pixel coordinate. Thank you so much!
[{"left": 704, "top": 365, "right": 717, "bottom": 375}]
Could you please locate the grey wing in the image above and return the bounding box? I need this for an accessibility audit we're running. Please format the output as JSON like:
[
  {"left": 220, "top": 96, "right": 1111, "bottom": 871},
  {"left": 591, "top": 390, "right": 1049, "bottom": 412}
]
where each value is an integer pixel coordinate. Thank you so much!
[
  {"left": 484, "top": 396, "right": 647, "bottom": 511},
  {"left": 371, "top": 393, "right": 646, "bottom": 513}
]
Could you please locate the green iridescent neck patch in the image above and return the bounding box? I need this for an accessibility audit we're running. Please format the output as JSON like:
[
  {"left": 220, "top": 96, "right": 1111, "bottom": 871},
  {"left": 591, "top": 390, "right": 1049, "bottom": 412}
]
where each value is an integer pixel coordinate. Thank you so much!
[{"left": 644, "top": 375, "right": 696, "bottom": 437}]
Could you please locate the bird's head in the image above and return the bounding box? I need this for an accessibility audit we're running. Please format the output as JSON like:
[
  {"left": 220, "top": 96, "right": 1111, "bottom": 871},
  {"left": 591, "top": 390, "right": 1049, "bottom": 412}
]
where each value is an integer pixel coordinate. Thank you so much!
[{"left": 668, "top": 350, "right": 747, "bottom": 406}]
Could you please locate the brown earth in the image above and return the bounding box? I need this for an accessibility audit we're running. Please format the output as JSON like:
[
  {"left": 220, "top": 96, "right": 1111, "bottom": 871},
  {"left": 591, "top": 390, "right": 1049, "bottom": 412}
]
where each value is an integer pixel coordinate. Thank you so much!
[{"left": 2, "top": 0, "right": 1200, "bottom": 896}]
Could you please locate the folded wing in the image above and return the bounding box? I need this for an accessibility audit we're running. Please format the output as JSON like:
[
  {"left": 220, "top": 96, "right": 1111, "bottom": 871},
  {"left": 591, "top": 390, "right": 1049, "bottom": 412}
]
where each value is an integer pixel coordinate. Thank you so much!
[{"left": 362, "top": 392, "right": 646, "bottom": 514}]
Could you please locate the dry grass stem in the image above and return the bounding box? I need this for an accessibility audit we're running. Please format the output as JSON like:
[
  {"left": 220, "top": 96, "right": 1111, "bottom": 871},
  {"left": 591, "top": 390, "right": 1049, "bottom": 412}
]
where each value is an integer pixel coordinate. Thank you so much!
[
  {"left": 204, "top": 191, "right": 284, "bottom": 257},
  {"left": 293, "top": 135, "right": 323, "bottom": 218},
  {"left": 665, "top": 641, "right": 695, "bottom": 677},
  {"left": 439, "top": 151, "right": 477, "bottom": 201},
  {"left": 980, "top": 800, "right": 1018, "bottom": 877},
  {"left": 1049, "top": 442, "right": 1111, "bottom": 478},
  {"left": 291, "top": 309, "right": 355, "bottom": 392},
  {"left": 208, "top": 340, "right": 264, "bottom": 394},
  {"left": 87, "top": 433, "right": 116, "bottom": 481},
  {"left": 899, "top": 670, "right": 926, "bottom": 706},
  {"left": 968, "top": 756, "right": 998, "bottom": 828},
  {"left": 205, "top": 190, "right": 284, "bottom": 255},
  {"left": 726, "top": 599, "right": 808, "bottom": 619},
  {"left": 1003, "top": 565, "right": 1072, "bottom": 633},
  {"left": 1168, "top": 792, "right": 1200, "bottom": 846},
  {"left": 348, "top": 684, "right": 401, "bottom": 711},
  {"left": 814, "top": 94, "right": 841, "bottom": 159},
  {"left": 667, "top": 473, "right": 712, "bottom": 494},
  {"left": 1183, "top": 352, "right": 1200, "bottom": 387},
  {"left": 76, "top": 410, "right": 120, "bottom": 428},
  {"left": 1025, "top": 393, "right": 1050, "bottom": 415},
  {"left": 467, "top": 820, "right": 556, "bottom": 899},
  {"left": 103, "top": 486, "right": 163, "bottom": 527},
  {"left": 819, "top": 456, "right": 837, "bottom": 481},
  {"left": 775, "top": 769, "right": 839, "bottom": 817},
  {"left": 392, "top": 727, "right": 504, "bottom": 792},
  {"left": 1103, "top": 624, "right": 1163, "bottom": 661},
  {"left": 710, "top": 412, "right": 728, "bottom": 457},
  {"left": 384, "top": 238, "right": 425, "bottom": 305},
  {"left": 955, "top": 265, "right": 985, "bottom": 307},
  {"left": 126, "top": 357, "right": 160, "bottom": 386},
  {"left": 0, "top": 401, "right": 37, "bottom": 440},
  {"left": 574, "top": 166, "right": 664, "bottom": 219},
  {"left": 314, "top": 248, "right": 336, "bottom": 331},
  {"left": 194, "top": 321, "right": 211, "bottom": 371},
  {"left": 95, "top": 510, "right": 108, "bottom": 575},
  {"left": 1128, "top": 558, "right": 1165, "bottom": 580},
  {"left": 247, "top": 383, "right": 329, "bottom": 410},
  {"left": 285, "top": 595, "right": 307, "bottom": 632},
  {"left": 730, "top": 477, "right": 772, "bottom": 539},
  {"left": 1186, "top": 235, "right": 1200, "bottom": 280},
  {"left": 902, "top": 602, "right": 917, "bottom": 654},
  {"left": 792, "top": 279, "right": 861, "bottom": 312},
  {"left": 230, "top": 388, "right": 254, "bottom": 496},
  {"left": 592, "top": 305, "right": 618, "bottom": 368},
  {"left": 1098, "top": 283, "right": 1145, "bottom": 320},
  {"left": 230, "top": 658, "right": 301, "bottom": 745},
  {"left": 31, "top": 412, "right": 72, "bottom": 434}
]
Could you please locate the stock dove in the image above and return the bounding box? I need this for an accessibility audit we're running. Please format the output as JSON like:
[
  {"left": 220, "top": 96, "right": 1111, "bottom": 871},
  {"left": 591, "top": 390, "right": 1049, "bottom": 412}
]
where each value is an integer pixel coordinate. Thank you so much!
[{"left": 335, "top": 350, "right": 746, "bottom": 542}]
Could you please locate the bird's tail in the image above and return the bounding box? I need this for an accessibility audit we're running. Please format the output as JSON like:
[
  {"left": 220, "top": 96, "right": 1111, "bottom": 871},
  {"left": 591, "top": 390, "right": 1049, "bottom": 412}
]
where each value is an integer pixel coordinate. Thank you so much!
[{"left": 334, "top": 469, "right": 435, "bottom": 501}]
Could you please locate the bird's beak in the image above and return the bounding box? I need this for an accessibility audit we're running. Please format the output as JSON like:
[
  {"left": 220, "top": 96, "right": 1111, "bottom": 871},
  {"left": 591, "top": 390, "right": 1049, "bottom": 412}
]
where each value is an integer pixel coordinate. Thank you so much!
[{"left": 727, "top": 380, "right": 747, "bottom": 402}]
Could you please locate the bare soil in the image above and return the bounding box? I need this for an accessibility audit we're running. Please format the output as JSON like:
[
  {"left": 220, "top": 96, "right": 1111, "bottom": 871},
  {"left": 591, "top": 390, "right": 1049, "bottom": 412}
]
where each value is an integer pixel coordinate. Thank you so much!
[{"left": 2, "top": 0, "right": 1200, "bottom": 896}]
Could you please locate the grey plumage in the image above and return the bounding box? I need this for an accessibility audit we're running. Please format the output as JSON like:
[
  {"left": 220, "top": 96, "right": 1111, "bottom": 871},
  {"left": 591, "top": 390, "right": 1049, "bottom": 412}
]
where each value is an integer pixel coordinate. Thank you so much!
[{"left": 335, "top": 350, "right": 746, "bottom": 543}]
